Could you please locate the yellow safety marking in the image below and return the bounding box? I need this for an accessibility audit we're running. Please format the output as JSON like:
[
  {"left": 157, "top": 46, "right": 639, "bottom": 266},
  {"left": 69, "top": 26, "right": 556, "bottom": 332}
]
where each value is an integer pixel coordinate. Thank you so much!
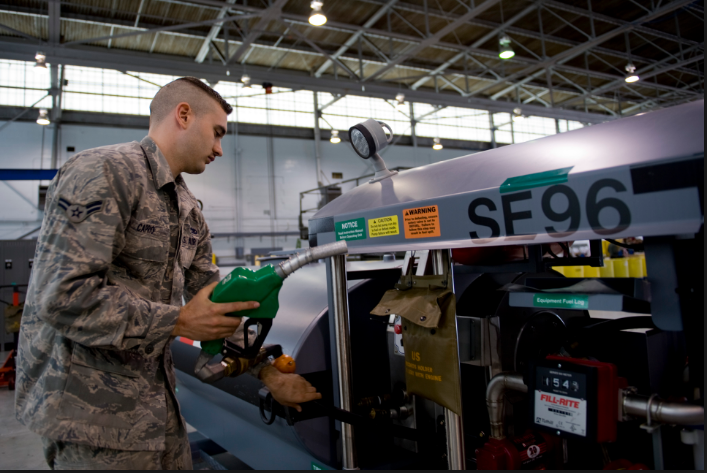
[{"left": 368, "top": 215, "right": 399, "bottom": 238}]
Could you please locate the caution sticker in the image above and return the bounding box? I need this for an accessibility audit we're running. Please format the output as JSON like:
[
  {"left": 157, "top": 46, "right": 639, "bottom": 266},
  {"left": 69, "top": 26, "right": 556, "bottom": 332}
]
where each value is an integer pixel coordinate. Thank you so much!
[
  {"left": 403, "top": 205, "right": 441, "bottom": 239},
  {"left": 368, "top": 215, "right": 399, "bottom": 238}
]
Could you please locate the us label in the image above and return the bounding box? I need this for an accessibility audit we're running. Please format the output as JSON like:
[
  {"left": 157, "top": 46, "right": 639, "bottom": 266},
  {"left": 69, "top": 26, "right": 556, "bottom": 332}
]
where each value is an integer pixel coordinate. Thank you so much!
[
  {"left": 534, "top": 390, "right": 587, "bottom": 437},
  {"left": 368, "top": 215, "right": 399, "bottom": 238},
  {"left": 533, "top": 293, "right": 588, "bottom": 309},
  {"left": 403, "top": 205, "right": 441, "bottom": 239},
  {"left": 335, "top": 218, "right": 366, "bottom": 241}
]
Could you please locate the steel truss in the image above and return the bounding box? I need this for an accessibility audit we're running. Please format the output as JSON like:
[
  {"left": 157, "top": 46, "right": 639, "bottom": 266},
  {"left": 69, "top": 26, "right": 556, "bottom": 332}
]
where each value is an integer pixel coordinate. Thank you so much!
[{"left": 0, "top": 0, "right": 702, "bottom": 121}]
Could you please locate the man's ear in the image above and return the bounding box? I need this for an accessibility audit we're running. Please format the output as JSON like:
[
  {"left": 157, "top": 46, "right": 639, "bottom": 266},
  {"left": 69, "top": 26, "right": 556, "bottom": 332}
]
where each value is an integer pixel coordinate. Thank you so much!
[{"left": 175, "top": 102, "right": 191, "bottom": 130}]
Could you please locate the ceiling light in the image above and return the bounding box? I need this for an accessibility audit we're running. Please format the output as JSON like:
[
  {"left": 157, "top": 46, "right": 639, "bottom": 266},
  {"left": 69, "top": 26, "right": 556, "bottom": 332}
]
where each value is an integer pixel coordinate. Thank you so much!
[
  {"left": 36, "top": 108, "right": 50, "bottom": 126},
  {"left": 330, "top": 130, "right": 341, "bottom": 144},
  {"left": 499, "top": 35, "right": 515, "bottom": 60},
  {"left": 241, "top": 74, "right": 251, "bottom": 88},
  {"left": 34, "top": 52, "right": 47, "bottom": 68},
  {"left": 309, "top": 1, "right": 327, "bottom": 26},
  {"left": 512, "top": 107, "right": 525, "bottom": 122},
  {"left": 395, "top": 92, "right": 405, "bottom": 105},
  {"left": 432, "top": 137, "right": 443, "bottom": 151},
  {"left": 625, "top": 62, "right": 639, "bottom": 83}
]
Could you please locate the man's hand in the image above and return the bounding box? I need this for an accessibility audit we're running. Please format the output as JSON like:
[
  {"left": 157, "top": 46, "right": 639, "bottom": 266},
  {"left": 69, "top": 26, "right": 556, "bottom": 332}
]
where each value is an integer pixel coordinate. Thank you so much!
[
  {"left": 172, "top": 281, "right": 259, "bottom": 341},
  {"left": 259, "top": 365, "right": 322, "bottom": 412}
]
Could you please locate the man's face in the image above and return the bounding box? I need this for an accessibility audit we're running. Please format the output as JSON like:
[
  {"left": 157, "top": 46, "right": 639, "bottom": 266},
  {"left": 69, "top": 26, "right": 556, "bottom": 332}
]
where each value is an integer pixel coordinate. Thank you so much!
[{"left": 180, "top": 102, "right": 228, "bottom": 175}]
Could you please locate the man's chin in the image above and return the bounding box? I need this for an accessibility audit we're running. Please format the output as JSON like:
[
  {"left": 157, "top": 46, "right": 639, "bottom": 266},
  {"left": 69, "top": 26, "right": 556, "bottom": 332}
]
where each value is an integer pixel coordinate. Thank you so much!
[{"left": 184, "top": 163, "right": 207, "bottom": 175}]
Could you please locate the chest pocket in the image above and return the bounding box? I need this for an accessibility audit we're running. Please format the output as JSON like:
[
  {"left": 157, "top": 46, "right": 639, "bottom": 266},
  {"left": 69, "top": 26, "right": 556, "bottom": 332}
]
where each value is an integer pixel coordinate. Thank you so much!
[
  {"left": 123, "top": 217, "right": 169, "bottom": 263},
  {"left": 180, "top": 220, "right": 199, "bottom": 269}
]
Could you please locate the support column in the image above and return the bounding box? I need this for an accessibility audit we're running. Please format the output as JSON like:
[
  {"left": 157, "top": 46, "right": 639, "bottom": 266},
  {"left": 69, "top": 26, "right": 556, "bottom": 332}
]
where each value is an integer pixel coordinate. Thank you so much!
[
  {"left": 313, "top": 91, "right": 323, "bottom": 187},
  {"left": 431, "top": 249, "right": 466, "bottom": 470},
  {"left": 409, "top": 101, "right": 417, "bottom": 149},
  {"left": 489, "top": 113, "right": 497, "bottom": 149},
  {"left": 330, "top": 254, "right": 358, "bottom": 470},
  {"left": 50, "top": 64, "right": 64, "bottom": 169}
]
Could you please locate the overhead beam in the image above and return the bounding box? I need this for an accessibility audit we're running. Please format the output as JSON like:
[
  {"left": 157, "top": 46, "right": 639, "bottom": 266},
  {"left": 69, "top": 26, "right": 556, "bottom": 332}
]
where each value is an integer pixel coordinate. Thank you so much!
[
  {"left": 195, "top": 0, "right": 237, "bottom": 63},
  {"left": 0, "top": 22, "right": 42, "bottom": 43},
  {"left": 134, "top": 0, "right": 145, "bottom": 27},
  {"left": 3, "top": 5, "right": 701, "bottom": 92},
  {"left": 411, "top": 2, "right": 539, "bottom": 90},
  {"left": 559, "top": 52, "right": 704, "bottom": 107},
  {"left": 62, "top": 13, "right": 259, "bottom": 46},
  {"left": 280, "top": 20, "right": 360, "bottom": 79},
  {"left": 315, "top": 0, "right": 398, "bottom": 78},
  {"left": 358, "top": 0, "right": 700, "bottom": 48},
  {"left": 364, "top": 0, "right": 502, "bottom": 82},
  {"left": 48, "top": 0, "right": 60, "bottom": 44},
  {"left": 0, "top": 37, "right": 611, "bottom": 124},
  {"left": 468, "top": 0, "right": 697, "bottom": 99},
  {"left": 226, "top": 0, "right": 288, "bottom": 64}
]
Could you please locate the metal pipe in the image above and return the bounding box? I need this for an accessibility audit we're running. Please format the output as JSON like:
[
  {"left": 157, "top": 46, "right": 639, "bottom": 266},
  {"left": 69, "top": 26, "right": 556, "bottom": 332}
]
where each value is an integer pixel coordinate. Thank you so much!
[
  {"left": 486, "top": 372, "right": 528, "bottom": 440},
  {"left": 430, "top": 249, "right": 466, "bottom": 470},
  {"left": 623, "top": 393, "right": 704, "bottom": 426},
  {"left": 330, "top": 254, "right": 358, "bottom": 470},
  {"left": 275, "top": 241, "right": 348, "bottom": 279},
  {"left": 313, "top": 92, "right": 323, "bottom": 187}
]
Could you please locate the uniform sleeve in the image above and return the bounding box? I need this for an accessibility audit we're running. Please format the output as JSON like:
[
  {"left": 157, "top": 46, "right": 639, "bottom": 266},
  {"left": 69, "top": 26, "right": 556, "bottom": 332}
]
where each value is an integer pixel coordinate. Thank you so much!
[
  {"left": 184, "top": 219, "right": 220, "bottom": 302},
  {"left": 29, "top": 153, "right": 180, "bottom": 358}
]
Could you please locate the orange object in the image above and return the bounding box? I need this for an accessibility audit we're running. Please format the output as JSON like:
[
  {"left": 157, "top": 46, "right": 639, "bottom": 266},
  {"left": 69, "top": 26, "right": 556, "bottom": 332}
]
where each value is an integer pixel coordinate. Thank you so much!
[
  {"left": 403, "top": 205, "right": 441, "bottom": 239},
  {"left": 273, "top": 354, "right": 296, "bottom": 373}
]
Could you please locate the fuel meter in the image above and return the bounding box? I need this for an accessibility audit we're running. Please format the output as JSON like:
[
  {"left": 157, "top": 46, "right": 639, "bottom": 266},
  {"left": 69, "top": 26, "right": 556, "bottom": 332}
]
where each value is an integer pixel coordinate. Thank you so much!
[{"left": 529, "top": 356, "right": 622, "bottom": 443}]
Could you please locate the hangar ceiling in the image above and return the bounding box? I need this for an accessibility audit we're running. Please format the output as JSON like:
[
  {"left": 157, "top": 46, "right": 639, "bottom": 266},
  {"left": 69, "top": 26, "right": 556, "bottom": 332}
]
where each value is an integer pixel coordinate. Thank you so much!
[{"left": 0, "top": 0, "right": 703, "bottom": 122}]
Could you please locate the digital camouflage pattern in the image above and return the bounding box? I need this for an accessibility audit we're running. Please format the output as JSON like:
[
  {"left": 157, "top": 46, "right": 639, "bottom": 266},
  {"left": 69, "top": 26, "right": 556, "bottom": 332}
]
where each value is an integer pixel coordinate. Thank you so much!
[
  {"left": 42, "top": 390, "right": 191, "bottom": 469},
  {"left": 15, "top": 136, "right": 219, "bottom": 453}
]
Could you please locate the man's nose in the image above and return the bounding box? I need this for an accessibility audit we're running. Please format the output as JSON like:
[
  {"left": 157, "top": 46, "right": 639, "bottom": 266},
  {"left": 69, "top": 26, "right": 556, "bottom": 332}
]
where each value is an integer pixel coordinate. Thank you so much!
[{"left": 214, "top": 141, "right": 223, "bottom": 157}]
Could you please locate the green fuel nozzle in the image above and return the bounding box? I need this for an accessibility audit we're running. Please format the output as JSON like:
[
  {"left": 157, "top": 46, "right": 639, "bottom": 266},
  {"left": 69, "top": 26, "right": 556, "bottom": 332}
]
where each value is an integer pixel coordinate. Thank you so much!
[{"left": 196, "top": 241, "right": 348, "bottom": 370}]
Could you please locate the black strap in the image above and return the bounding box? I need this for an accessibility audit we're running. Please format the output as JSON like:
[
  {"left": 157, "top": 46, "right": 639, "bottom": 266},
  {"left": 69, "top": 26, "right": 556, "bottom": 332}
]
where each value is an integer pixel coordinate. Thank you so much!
[{"left": 311, "top": 401, "right": 436, "bottom": 443}]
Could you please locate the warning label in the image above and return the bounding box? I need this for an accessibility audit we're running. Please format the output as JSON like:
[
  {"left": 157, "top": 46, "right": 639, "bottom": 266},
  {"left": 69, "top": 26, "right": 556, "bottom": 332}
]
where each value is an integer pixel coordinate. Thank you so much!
[
  {"left": 403, "top": 205, "right": 441, "bottom": 239},
  {"left": 368, "top": 215, "right": 399, "bottom": 238},
  {"left": 534, "top": 390, "right": 587, "bottom": 437}
]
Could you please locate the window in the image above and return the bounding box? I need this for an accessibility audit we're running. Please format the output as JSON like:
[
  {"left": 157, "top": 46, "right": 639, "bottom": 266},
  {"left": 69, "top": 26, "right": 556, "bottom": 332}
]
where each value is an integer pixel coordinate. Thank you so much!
[
  {"left": 0, "top": 59, "right": 584, "bottom": 145},
  {"left": 0, "top": 59, "right": 52, "bottom": 108}
]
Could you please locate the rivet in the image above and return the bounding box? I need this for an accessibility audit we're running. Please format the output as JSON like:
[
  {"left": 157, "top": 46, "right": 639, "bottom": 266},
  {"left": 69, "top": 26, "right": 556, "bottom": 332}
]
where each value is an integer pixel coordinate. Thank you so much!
[{"left": 420, "top": 316, "right": 426, "bottom": 321}]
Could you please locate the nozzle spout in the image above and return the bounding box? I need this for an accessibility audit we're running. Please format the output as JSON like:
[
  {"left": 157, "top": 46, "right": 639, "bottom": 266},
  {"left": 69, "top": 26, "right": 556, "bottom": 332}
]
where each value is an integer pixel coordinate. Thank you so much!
[{"left": 275, "top": 241, "right": 348, "bottom": 279}]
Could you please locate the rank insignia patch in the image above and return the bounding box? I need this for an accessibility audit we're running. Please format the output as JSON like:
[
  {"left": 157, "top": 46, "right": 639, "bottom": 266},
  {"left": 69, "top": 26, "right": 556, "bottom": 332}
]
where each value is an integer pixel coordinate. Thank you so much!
[{"left": 58, "top": 198, "right": 103, "bottom": 223}]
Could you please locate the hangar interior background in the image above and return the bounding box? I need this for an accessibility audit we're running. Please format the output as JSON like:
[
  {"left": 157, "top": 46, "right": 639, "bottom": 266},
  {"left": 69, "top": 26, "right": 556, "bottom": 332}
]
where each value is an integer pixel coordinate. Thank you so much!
[{"left": 0, "top": 0, "right": 703, "bottom": 262}]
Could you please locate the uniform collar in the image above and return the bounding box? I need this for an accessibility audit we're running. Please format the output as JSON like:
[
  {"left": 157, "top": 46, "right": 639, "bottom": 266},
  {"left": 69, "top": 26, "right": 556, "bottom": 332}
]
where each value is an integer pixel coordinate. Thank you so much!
[{"left": 140, "top": 136, "right": 176, "bottom": 190}]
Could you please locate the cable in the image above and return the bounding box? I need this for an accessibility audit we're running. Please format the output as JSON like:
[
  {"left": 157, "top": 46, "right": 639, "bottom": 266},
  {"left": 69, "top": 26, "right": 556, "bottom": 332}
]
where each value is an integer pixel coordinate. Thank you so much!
[{"left": 605, "top": 238, "right": 644, "bottom": 251}]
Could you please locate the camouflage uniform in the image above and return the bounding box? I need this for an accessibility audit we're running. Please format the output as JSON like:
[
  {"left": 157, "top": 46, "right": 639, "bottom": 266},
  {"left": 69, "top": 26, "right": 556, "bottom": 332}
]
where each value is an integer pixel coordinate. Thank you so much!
[{"left": 15, "top": 136, "right": 219, "bottom": 469}]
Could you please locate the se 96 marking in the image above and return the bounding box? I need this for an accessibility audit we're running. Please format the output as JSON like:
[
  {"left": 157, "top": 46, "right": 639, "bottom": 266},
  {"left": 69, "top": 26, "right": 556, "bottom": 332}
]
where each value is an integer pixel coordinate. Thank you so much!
[{"left": 468, "top": 178, "right": 632, "bottom": 240}]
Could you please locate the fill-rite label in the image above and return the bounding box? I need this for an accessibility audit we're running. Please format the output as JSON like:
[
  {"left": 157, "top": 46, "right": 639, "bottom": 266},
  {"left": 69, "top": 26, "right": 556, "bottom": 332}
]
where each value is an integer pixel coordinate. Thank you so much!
[
  {"left": 534, "top": 390, "right": 587, "bottom": 437},
  {"left": 403, "top": 205, "right": 441, "bottom": 239},
  {"left": 368, "top": 215, "right": 399, "bottom": 238}
]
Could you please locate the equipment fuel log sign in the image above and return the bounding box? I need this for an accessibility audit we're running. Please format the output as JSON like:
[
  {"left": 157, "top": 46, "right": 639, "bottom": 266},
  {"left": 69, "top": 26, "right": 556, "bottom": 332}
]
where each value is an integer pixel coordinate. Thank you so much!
[{"left": 403, "top": 205, "right": 441, "bottom": 239}]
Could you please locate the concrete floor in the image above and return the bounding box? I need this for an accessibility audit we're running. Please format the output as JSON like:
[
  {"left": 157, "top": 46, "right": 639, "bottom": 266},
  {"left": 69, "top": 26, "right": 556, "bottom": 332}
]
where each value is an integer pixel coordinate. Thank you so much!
[
  {"left": 0, "top": 361, "right": 49, "bottom": 470},
  {"left": 0, "top": 352, "right": 215, "bottom": 470}
]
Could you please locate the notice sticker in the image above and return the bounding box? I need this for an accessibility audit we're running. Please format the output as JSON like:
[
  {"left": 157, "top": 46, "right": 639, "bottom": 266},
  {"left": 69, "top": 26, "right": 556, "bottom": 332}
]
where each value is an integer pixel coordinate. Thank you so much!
[
  {"left": 534, "top": 390, "right": 587, "bottom": 437},
  {"left": 368, "top": 215, "right": 399, "bottom": 238},
  {"left": 335, "top": 218, "right": 366, "bottom": 241},
  {"left": 403, "top": 205, "right": 441, "bottom": 239},
  {"left": 533, "top": 293, "right": 589, "bottom": 310}
]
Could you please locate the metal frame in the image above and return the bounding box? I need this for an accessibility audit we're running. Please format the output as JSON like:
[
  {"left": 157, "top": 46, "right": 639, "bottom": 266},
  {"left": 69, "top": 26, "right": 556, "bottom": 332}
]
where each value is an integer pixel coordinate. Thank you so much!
[{"left": 0, "top": 0, "right": 701, "bottom": 120}]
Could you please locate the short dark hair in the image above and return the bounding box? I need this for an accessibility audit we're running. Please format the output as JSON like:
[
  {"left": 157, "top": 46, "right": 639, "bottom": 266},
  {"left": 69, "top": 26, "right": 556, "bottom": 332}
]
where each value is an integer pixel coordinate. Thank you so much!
[{"left": 149, "top": 77, "right": 233, "bottom": 125}]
